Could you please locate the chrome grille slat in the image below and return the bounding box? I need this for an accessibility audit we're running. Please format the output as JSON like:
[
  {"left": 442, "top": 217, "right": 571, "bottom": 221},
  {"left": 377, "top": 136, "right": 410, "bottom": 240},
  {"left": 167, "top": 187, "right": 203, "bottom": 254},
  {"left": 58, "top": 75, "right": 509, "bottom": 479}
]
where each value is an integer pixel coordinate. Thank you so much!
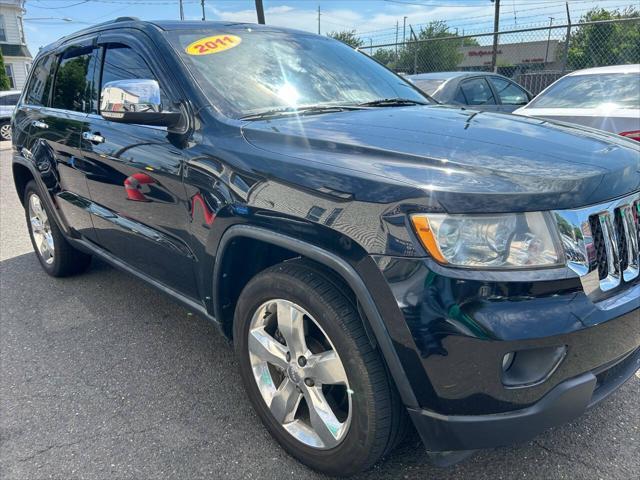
[
  {"left": 598, "top": 211, "right": 621, "bottom": 291},
  {"left": 620, "top": 204, "right": 639, "bottom": 282},
  {"left": 553, "top": 191, "right": 640, "bottom": 299}
]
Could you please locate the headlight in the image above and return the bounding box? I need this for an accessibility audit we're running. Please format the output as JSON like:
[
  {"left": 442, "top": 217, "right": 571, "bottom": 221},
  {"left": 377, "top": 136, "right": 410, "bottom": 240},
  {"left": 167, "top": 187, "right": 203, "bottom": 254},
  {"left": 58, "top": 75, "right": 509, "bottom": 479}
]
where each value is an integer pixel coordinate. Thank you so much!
[{"left": 411, "top": 212, "right": 562, "bottom": 269}]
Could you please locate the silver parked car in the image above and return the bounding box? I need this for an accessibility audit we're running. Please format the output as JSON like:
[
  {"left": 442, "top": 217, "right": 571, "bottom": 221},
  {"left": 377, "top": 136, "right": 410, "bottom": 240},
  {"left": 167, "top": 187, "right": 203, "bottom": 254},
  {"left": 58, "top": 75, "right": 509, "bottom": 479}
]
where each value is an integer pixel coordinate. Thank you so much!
[
  {"left": 0, "top": 89, "right": 21, "bottom": 141},
  {"left": 407, "top": 72, "right": 533, "bottom": 113},
  {"left": 513, "top": 64, "right": 640, "bottom": 141}
]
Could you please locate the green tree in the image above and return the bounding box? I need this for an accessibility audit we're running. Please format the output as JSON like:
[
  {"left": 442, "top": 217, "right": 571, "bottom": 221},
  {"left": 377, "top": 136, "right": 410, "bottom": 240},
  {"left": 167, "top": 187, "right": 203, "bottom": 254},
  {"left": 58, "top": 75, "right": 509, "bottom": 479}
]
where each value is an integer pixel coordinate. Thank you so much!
[
  {"left": 0, "top": 53, "right": 11, "bottom": 90},
  {"left": 567, "top": 7, "right": 640, "bottom": 70},
  {"left": 327, "top": 30, "right": 364, "bottom": 49},
  {"left": 52, "top": 56, "right": 90, "bottom": 110},
  {"left": 396, "top": 21, "right": 478, "bottom": 74},
  {"left": 371, "top": 48, "right": 398, "bottom": 69}
]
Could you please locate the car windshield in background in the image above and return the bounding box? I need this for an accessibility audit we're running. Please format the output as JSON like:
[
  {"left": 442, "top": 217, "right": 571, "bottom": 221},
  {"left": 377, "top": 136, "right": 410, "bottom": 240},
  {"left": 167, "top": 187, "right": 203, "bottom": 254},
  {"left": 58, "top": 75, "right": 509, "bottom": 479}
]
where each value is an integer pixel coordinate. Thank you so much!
[
  {"left": 412, "top": 79, "right": 446, "bottom": 95},
  {"left": 529, "top": 73, "right": 640, "bottom": 109},
  {"left": 166, "top": 28, "right": 430, "bottom": 118}
]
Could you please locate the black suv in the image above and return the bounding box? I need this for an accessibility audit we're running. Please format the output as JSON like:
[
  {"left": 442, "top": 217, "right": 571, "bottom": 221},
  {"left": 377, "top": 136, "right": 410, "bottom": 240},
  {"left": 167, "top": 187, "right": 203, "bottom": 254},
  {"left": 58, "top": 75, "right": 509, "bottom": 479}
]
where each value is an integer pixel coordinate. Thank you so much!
[{"left": 10, "top": 18, "right": 640, "bottom": 477}]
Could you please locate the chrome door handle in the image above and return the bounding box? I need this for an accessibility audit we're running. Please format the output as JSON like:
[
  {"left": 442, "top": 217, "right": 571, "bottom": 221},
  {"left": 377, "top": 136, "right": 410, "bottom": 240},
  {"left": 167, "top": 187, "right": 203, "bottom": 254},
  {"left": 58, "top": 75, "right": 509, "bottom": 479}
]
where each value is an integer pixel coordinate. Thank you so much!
[
  {"left": 31, "top": 120, "right": 49, "bottom": 129},
  {"left": 82, "top": 131, "right": 105, "bottom": 144}
]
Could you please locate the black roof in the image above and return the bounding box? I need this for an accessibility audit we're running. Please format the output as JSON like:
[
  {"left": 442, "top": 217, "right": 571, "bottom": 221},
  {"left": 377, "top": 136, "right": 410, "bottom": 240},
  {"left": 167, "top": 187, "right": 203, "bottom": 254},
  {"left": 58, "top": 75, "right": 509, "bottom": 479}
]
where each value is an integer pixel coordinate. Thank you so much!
[{"left": 37, "top": 18, "right": 309, "bottom": 56}]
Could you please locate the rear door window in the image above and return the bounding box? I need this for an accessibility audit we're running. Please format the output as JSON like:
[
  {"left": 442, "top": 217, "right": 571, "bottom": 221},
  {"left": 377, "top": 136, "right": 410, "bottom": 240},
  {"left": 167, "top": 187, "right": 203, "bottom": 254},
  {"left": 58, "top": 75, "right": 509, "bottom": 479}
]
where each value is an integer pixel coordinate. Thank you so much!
[
  {"left": 24, "top": 54, "right": 57, "bottom": 107},
  {"left": 51, "top": 46, "right": 100, "bottom": 113},
  {"left": 458, "top": 78, "right": 496, "bottom": 105},
  {"left": 490, "top": 77, "right": 529, "bottom": 105}
]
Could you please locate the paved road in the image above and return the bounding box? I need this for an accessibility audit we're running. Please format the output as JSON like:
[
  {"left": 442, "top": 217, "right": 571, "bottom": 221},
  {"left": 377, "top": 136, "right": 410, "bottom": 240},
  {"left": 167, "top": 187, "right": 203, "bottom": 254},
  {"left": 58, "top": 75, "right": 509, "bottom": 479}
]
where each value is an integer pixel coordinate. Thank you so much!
[{"left": 1, "top": 140, "right": 638, "bottom": 479}]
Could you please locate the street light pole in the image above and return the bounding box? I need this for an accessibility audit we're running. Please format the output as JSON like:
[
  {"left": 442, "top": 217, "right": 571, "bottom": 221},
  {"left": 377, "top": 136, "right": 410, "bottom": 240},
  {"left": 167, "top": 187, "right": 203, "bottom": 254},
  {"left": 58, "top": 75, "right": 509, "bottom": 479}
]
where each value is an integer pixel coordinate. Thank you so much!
[
  {"left": 544, "top": 16, "right": 554, "bottom": 63},
  {"left": 490, "top": 0, "right": 500, "bottom": 72}
]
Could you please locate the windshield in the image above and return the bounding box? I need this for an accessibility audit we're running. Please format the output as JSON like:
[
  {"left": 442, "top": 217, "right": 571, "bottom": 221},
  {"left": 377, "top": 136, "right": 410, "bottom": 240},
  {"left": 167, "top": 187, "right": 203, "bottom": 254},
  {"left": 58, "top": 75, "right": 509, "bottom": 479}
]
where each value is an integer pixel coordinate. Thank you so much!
[
  {"left": 412, "top": 79, "right": 446, "bottom": 96},
  {"left": 528, "top": 73, "right": 640, "bottom": 109},
  {"left": 166, "top": 28, "right": 430, "bottom": 118}
]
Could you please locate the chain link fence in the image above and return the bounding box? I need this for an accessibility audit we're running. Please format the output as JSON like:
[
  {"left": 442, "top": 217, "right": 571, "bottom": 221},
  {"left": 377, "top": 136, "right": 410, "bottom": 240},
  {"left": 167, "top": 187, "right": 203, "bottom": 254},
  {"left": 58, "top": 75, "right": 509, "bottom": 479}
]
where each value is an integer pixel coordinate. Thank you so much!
[{"left": 360, "top": 17, "right": 640, "bottom": 94}]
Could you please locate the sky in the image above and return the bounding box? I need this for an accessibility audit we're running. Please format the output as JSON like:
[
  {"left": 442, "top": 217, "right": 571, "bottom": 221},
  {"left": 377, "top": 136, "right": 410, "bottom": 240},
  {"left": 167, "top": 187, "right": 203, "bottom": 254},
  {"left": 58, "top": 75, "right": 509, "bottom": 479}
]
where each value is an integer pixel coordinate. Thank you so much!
[{"left": 20, "top": 0, "right": 637, "bottom": 55}]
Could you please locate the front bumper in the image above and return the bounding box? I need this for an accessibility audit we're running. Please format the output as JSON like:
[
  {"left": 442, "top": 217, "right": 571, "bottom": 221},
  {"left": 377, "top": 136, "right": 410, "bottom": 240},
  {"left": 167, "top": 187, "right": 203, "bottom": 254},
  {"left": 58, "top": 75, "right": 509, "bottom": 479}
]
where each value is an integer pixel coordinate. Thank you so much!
[
  {"left": 368, "top": 255, "right": 640, "bottom": 452},
  {"left": 409, "top": 346, "right": 639, "bottom": 451}
]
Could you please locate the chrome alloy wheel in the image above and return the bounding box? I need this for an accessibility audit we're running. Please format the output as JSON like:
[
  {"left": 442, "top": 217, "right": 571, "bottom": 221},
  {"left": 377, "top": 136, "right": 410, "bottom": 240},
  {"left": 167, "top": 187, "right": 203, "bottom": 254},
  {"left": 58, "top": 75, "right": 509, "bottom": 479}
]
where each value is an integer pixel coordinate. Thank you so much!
[
  {"left": 0, "top": 123, "right": 11, "bottom": 141},
  {"left": 248, "top": 299, "right": 352, "bottom": 449},
  {"left": 28, "top": 193, "right": 55, "bottom": 265}
]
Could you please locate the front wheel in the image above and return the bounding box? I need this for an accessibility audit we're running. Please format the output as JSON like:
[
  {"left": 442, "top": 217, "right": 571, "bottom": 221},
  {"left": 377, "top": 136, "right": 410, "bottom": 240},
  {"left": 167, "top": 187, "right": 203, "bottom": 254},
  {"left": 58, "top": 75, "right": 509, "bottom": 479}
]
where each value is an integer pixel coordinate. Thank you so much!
[{"left": 234, "top": 260, "right": 406, "bottom": 476}]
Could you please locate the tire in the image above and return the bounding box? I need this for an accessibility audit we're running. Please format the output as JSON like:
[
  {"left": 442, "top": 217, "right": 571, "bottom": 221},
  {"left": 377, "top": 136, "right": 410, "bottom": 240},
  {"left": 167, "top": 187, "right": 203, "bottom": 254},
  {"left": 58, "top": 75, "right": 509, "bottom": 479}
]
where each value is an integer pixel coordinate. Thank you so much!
[
  {"left": 234, "top": 260, "right": 407, "bottom": 476},
  {"left": 24, "top": 180, "right": 91, "bottom": 277},
  {"left": 0, "top": 121, "right": 11, "bottom": 141}
]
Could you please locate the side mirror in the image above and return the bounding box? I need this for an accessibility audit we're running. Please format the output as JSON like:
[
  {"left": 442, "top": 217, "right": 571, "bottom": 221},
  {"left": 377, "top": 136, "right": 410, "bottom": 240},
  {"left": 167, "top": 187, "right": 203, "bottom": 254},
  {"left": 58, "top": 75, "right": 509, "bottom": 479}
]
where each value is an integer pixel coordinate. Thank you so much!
[{"left": 100, "top": 79, "right": 181, "bottom": 127}]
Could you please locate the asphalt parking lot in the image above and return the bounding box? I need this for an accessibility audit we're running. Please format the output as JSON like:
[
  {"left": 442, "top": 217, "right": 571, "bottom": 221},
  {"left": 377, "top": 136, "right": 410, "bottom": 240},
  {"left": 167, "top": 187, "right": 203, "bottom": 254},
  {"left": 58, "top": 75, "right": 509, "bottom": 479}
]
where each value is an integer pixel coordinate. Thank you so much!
[{"left": 0, "top": 140, "right": 638, "bottom": 479}]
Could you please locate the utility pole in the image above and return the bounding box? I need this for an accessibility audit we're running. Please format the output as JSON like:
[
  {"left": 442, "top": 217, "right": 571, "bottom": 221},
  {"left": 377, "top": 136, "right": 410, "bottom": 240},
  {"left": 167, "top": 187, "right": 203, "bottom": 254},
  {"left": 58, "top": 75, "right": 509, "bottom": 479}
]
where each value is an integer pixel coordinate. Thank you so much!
[
  {"left": 395, "top": 20, "right": 399, "bottom": 59},
  {"left": 317, "top": 5, "right": 321, "bottom": 35},
  {"left": 255, "top": 0, "right": 265, "bottom": 24},
  {"left": 490, "top": 0, "right": 500, "bottom": 72},
  {"left": 201, "top": 0, "right": 206, "bottom": 21},
  {"left": 179, "top": 0, "right": 184, "bottom": 20},
  {"left": 544, "top": 16, "right": 554, "bottom": 63},
  {"left": 403, "top": 16, "right": 407, "bottom": 45}
]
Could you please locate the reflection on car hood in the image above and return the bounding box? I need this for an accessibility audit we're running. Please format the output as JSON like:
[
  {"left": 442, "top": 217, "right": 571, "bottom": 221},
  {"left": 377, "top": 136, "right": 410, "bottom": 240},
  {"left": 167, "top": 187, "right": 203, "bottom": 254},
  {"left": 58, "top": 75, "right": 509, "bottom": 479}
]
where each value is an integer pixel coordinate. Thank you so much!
[{"left": 241, "top": 105, "right": 640, "bottom": 213}]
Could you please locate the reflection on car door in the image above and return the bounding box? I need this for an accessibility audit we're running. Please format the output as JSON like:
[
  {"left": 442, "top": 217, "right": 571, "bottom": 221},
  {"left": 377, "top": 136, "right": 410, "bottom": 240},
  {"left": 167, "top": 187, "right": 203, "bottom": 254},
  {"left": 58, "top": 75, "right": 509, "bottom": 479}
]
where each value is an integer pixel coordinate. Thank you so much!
[
  {"left": 81, "top": 36, "right": 199, "bottom": 299},
  {"left": 457, "top": 77, "right": 500, "bottom": 112},
  {"left": 25, "top": 43, "right": 99, "bottom": 242}
]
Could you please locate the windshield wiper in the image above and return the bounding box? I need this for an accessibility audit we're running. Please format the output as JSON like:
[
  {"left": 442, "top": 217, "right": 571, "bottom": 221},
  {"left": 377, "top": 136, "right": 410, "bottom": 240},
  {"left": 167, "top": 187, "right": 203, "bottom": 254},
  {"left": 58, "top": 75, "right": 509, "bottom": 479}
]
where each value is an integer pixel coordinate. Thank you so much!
[
  {"left": 357, "top": 98, "right": 430, "bottom": 107},
  {"left": 240, "top": 104, "right": 364, "bottom": 121}
]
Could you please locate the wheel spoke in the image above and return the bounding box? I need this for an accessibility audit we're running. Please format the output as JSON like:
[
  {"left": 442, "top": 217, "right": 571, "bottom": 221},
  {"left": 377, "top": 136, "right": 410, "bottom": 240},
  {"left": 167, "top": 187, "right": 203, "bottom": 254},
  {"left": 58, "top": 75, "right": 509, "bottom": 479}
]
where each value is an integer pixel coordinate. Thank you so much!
[
  {"left": 307, "top": 350, "right": 348, "bottom": 386},
  {"left": 31, "top": 216, "right": 44, "bottom": 233},
  {"left": 269, "top": 378, "right": 302, "bottom": 424},
  {"left": 276, "top": 300, "right": 307, "bottom": 357},
  {"left": 248, "top": 327, "right": 288, "bottom": 370},
  {"left": 304, "top": 386, "right": 343, "bottom": 448}
]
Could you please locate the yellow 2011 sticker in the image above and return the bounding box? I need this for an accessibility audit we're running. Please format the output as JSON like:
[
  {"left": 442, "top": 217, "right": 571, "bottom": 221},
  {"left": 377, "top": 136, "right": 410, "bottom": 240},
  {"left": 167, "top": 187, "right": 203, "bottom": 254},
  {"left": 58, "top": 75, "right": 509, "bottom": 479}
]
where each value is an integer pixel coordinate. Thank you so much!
[{"left": 185, "top": 35, "right": 242, "bottom": 55}]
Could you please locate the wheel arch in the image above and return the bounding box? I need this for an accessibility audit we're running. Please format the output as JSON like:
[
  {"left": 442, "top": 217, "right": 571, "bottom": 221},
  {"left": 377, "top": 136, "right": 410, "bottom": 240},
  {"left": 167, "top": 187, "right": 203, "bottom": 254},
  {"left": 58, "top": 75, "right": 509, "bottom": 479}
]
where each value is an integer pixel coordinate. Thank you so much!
[
  {"left": 213, "top": 224, "right": 419, "bottom": 408},
  {"left": 12, "top": 162, "right": 35, "bottom": 206}
]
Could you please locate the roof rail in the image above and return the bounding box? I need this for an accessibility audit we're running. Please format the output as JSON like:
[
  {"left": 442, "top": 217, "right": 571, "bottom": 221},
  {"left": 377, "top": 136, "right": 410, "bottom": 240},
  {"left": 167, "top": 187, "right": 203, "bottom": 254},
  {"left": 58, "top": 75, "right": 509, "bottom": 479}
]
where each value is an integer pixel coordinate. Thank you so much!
[{"left": 114, "top": 16, "right": 140, "bottom": 22}]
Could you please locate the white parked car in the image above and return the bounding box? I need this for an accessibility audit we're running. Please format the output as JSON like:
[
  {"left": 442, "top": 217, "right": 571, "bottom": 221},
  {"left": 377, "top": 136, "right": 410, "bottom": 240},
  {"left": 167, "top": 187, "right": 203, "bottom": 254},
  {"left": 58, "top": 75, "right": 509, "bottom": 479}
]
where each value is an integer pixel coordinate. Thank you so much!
[
  {"left": 0, "top": 89, "right": 22, "bottom": 141},
  {"left": 514, "top": 64, "right": 640, "bottom": 141}
]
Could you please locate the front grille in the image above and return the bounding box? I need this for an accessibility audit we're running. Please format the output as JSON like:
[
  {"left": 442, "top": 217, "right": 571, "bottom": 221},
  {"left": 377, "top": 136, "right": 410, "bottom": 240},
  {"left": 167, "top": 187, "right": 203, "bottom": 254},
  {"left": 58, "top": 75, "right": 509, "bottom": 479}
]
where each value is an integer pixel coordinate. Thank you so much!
[
  {"left": 615, "top": 209, "right": 629, "bottom": 272},
  {"left": 589, "top": 215, "right": 608, "bottom": 280},
  {"left": 554, "top": 193, "right": 640, "bottom": 296}
]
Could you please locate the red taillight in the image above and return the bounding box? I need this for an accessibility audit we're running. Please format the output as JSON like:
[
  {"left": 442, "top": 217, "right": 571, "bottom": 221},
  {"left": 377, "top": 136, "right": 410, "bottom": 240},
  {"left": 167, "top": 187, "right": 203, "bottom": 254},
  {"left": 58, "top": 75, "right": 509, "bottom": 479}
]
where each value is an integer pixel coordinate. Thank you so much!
[{"left": 619, "top": 130, "right": 640, "bottom": 141}]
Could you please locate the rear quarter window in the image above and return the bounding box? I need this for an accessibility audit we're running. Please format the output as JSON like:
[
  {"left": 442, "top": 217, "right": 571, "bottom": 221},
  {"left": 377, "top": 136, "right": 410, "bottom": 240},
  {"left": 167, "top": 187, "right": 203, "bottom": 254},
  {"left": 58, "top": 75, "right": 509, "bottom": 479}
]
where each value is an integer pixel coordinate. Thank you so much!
[{"left": 24, "top": 54, "right": 57, "bottom": 107}]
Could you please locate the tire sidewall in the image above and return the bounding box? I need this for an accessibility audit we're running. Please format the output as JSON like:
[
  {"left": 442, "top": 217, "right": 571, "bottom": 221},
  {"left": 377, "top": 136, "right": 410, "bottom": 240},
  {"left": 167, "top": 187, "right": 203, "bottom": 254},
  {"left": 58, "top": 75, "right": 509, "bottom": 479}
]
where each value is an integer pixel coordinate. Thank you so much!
[{"left": 234, "top": 265, "right": 382, "bottom": 475}]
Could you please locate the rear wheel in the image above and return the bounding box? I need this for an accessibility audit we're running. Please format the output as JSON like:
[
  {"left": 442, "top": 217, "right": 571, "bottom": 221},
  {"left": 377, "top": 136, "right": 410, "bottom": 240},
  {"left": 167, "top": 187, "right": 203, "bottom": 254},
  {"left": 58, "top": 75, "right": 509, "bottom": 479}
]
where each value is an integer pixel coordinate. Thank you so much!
[
  {"left": 234, "top": 260, "right": 406, "bottom": 476},
  {"left": 24, "top": 180, "right": 91, "bottom": 277},
  {"left": 0, "top": 121, "right": 11, "bottom": 141}
]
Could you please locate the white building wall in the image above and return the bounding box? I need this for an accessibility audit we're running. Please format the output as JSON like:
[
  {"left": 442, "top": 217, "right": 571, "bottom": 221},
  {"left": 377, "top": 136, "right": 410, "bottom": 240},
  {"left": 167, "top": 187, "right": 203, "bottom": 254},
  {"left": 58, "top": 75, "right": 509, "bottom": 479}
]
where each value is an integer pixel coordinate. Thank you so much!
[{"left": 0, "top": 0, "right": 31, "bottom": 90}]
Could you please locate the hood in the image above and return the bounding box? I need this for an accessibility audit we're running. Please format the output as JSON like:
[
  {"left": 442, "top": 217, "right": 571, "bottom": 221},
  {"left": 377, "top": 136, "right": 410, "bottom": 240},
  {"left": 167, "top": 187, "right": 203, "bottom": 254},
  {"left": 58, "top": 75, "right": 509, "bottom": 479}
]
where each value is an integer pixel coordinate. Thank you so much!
[{"left": 241, "top": 105, "right": 640, "bottom": 213}]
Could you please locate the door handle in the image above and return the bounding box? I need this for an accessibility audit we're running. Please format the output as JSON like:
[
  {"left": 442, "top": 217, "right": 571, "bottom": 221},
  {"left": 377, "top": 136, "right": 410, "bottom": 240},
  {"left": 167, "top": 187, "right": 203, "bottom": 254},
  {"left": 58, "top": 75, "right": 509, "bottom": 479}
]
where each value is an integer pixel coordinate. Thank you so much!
[
  {"left": 31, "top": 120, "right": 49, "bottom": 129},
  {"left": 83, "top": 131, "right": 105, "bottom": 144}
]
